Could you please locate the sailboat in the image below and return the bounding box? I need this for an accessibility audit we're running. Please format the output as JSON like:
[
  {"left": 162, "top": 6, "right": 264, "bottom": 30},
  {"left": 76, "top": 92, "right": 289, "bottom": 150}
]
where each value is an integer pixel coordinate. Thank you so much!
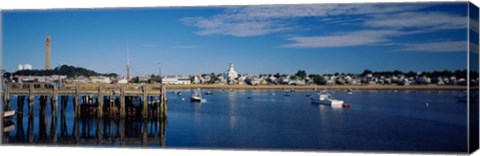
[
  {"left": 191, "top": 89, "right": 203, "bottom": 102},
  {"left": 118, "top": 48, "right": 131, "bottom": 84}
]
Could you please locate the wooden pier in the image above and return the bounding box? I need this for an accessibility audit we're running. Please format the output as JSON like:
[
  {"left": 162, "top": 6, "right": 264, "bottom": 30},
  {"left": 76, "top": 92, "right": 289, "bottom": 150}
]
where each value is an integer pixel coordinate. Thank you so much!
[{"left": 2, "top": 83, "right": 168, "bottom": 119}]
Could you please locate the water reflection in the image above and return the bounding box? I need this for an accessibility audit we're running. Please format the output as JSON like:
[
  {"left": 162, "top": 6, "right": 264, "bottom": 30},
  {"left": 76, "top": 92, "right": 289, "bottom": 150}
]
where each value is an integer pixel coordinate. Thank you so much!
[{"left": 3, "top": 113, "right": 167, "bottom": 147}]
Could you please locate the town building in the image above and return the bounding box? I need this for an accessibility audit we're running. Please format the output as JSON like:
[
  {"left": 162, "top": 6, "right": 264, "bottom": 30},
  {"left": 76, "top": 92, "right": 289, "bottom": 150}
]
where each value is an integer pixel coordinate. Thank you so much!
[
  {"left": 162, "top": 75, "right": 191, "bottom": 85},
  {"left": 224, "top": 63, "right": 239, "bottom": 85}
]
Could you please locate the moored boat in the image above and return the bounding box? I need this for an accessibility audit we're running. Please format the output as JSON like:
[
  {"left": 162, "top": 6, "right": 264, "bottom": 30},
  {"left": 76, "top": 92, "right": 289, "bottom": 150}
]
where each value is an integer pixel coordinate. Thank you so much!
[
  {"left": 204, "top": 91, "right": 213, "bottom": 95},
  {"left": 191, "top": 89, "right": 203, "bottom": 102},
  {"left": 347, "top": 88, "right": 353, "bottom": 95},
  {"left": 311, "top": 91, "right": 344, "bottom": 106}
]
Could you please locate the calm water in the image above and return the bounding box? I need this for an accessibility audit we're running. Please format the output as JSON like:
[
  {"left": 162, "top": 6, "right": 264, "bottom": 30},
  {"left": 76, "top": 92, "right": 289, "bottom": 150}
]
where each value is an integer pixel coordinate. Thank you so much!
[{"left": 2, "top": 89, "right": 470, "bottom": 153}]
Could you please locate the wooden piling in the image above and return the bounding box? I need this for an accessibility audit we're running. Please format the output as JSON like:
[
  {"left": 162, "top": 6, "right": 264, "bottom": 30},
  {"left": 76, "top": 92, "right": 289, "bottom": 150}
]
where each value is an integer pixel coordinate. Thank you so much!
[
  {"left": 120, "top": 85, "right": 125, "bottom": 118},
  {"left": 16, "top": 96, "right": 25, "bottom": 140},
  {"left": 98, "top": 86, "right": 103, "bottom": 118},
  {"left": 3, "top": 84, "right": 10, "bottom": 111},
  {"left": 28, "top": 84, "right": 34, "bottom": 117},
  {"left": 52, "top": 84, "right": 58, "bottom": 118},
  {"left": 142, "top": 86, "right": 148, "bottom": 119},
  {"left": 161, "top": 84, "right": 167, "bottom": 118},
  {"left": 75, "top": 84, "right": 81, "bottom": 118}
]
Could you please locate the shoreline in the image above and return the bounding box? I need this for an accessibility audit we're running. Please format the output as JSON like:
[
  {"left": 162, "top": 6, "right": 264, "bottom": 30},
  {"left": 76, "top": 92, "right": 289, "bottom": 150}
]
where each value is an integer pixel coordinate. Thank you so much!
[
  {"left": 163, "top": 84, "right": 468, "bottom": 91},
  {"left": 61, "top": 83, "right": 472, "bottom": 91}
]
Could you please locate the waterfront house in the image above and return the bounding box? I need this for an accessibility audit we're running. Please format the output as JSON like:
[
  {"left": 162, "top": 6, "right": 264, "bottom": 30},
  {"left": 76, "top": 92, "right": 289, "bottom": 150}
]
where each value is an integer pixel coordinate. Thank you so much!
[
  {"left": 162, "top": 75, "right": 191, "bottom": 85},
  {"left": 89, "top": 76, "right": 111, "bottom": 83}
]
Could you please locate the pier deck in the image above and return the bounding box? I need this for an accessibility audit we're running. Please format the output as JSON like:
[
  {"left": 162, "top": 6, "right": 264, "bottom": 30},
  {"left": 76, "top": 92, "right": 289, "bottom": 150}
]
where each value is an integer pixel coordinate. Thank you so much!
[{"left": 2, "top": 83, "right": 168, "bottom": 119}]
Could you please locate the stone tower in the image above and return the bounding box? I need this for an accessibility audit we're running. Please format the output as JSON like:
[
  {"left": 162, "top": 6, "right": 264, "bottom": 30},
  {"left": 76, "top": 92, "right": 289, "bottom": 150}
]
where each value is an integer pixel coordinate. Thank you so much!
[{"left": 45, "top": 35, "right": 51, "bottom": 70}]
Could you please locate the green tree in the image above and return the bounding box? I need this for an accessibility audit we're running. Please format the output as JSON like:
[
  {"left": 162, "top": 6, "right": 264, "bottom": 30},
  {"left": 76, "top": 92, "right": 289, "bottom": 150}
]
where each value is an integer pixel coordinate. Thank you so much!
[
  {"left": 294, "top": 70, "right": 307, "bottom": 79},
  {"left": 313, "top": 75, "right": 325, "bottom": 85},
  {"left": 149, "top": 74, "right": 162, "bottom": 83},
  {"left": 209, "top": 73, "right": 218, "bottom": 84},
  {"left": 290, "top": 75, "right": 299, "bottom": 80},
  {"left": 361, "top": 69, "right": 373, "bottom": 76},
  {"left": 130, "top": 76, "right": 139, "bottom": 83}
]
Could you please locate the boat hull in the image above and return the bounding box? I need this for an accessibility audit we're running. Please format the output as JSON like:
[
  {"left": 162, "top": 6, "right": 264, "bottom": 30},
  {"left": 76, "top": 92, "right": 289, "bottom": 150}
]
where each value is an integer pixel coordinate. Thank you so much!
[
  {"left": 191, "top": 96, "right": 202, "bottom": 102},
  {"left": 311, "top": 98, "right": 344, "bottom": 106}
]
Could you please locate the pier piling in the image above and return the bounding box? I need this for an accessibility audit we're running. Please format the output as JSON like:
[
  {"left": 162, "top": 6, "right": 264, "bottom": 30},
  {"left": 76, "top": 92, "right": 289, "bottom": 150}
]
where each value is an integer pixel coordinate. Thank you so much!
[
  {"left": 98, "top": 86, "right": 103, "bottom": 118},
  {"left": 142, "top": 86, "right": 148, "bottom": 119},
  {"left": 28, "top": 84, "right": 34, "bottom": 118},
  {"left": 120, "top": 85, "right": 125, "bottom": 118},
  {"left": 52, "top": 84, "right": 58, "bottom": 118},
  {"left": 75, "top": 84, "right": 81, "bottom": 118}
]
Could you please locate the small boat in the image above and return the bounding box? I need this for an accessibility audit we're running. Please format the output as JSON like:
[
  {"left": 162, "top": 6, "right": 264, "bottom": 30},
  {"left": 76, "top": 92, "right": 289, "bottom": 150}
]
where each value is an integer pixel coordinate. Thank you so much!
[
  {"left": 204, "top": 91, "right": 213, "bottom": 95},
  {"left": 347, "top": 88, "right": 353, "bottom": 95},
  {"left": 284, "top": 93, "right": 291, "bottom": 96},
  {"left": 311, "top": 91, "right": 344, "bottom": 106},
  {"left": 191, "top": 89, "right": 203, "bottom": 102},
  {"left": 176, "top": 91, "right": 182, "bottom": 96}
]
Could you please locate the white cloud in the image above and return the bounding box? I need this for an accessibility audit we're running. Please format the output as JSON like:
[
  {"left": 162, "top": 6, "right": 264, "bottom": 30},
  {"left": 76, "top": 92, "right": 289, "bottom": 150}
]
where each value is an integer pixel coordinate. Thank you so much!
[
  {"left": 283, "top": 30, "right": 404, "bottom": 48},
  {"left": 364, "top": 12, "right": 467, "bottom": 30},
  {"left": 180, "top": 4, "right": 432, "bottom": 37},
  {"left": 181, "top": 3, "right": 468, "bottom": 50},
  {"left": 399, "top": 41, "right": 467, "bottom": 52}
]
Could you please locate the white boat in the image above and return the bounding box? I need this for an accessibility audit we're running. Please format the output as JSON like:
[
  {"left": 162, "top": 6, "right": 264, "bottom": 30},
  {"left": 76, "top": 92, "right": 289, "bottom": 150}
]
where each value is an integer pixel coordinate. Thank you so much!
[
  {"left": 311, "top": 91, "right": 344, "bottom": 106},
  {"left": 2, "top": 110, "right": 15, "bottom": 118},
  {"left": 191, "top": 89, "right": 203, "bottom": 102},
  {"left": 347, "top": 88, "right": 353, "bottom": 95}
]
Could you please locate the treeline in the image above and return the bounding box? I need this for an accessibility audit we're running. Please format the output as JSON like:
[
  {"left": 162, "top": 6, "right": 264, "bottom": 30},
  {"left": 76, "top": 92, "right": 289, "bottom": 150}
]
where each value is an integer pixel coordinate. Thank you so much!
[{"left": 9, "top": 65, "right": 118, "bottom": 78}]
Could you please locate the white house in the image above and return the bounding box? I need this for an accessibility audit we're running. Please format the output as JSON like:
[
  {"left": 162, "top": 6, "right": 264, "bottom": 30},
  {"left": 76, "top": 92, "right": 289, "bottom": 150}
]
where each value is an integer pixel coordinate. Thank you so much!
[{"left": 162, "top": 75, "right": 191, "bottom": 85}]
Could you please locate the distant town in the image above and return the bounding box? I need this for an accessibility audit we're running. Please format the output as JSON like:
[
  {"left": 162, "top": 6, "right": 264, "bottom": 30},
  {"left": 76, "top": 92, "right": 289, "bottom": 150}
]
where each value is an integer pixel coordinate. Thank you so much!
[{"left": 2, "top": 63, "right": 478, "bottom": 87}]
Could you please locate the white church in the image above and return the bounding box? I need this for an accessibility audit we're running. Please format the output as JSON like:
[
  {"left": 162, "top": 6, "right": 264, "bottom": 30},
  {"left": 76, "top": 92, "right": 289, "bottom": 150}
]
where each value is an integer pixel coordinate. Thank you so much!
[{"left": 224, "top": 63, "right": 239, "bottom": 85}]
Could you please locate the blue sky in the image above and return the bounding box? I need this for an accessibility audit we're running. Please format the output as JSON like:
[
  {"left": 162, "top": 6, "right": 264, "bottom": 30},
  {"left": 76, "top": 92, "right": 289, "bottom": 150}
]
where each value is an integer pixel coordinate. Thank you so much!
[{"left": 2, "top": 2, "right": 472, "bottom": 76}]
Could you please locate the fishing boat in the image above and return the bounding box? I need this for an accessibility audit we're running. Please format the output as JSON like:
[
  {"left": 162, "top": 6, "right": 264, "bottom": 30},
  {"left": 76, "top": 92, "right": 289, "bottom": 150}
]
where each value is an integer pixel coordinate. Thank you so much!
[
  {"left": 311, "top": 91, "right": 344, "bottom": 106},
  {"left": 191, "top": 89, "right": 203, "bottom": 102}
]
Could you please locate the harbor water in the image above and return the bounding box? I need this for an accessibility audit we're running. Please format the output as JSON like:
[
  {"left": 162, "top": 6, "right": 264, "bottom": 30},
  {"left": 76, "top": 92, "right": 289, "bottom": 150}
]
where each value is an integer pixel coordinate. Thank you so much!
[{"left": 2, "top": 89, "right": 470, "bottom": 153}]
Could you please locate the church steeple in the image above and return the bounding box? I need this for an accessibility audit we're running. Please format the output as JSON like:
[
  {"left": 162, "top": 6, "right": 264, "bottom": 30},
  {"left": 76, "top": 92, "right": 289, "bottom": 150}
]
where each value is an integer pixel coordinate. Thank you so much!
[{"left": 229, "top": 63, "right": 234, "bottom": 71}]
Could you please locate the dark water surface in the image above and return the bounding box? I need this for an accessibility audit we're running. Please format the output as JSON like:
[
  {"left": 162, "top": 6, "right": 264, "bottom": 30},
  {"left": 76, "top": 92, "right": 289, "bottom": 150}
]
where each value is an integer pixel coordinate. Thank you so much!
[{"left": 2, "top": 90, "right": 469, "bottom": 153}]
